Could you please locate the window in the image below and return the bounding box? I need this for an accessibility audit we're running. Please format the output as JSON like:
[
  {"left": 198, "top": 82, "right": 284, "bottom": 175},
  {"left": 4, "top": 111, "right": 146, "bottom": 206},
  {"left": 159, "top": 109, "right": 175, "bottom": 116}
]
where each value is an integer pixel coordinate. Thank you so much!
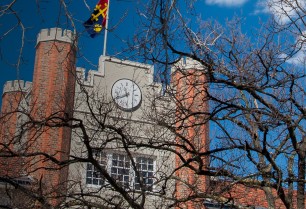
[
  {"left": 135, "top": 157, "right": 154, "bottom": 191},
  {"left": 86, "top": 152, "right": 155, "bottom": 191},
  {"left": 86, "top": 151, "right": 107, "bottom": 186},
  {"left": 111, "top": 154, "right": 130, "bottom": 188}
]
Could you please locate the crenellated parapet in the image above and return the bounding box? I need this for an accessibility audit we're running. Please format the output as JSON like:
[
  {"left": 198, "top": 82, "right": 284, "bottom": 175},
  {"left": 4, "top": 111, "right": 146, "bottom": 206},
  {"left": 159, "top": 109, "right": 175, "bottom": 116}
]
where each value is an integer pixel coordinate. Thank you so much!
[
  {"left": 77, "top": 56, "right": 155, "bottom": 88},
  {"left": 3, "top": 80, "right": 32, "bottom": 95},
  {"left": 36, "top": 28, "right": 75, "bottom": 46},
  {"left": 76, "top": 67, "right": 104, "bottom": 87},
  {"left": 171, "top": 57, "right": 205, "bottom": 73}
]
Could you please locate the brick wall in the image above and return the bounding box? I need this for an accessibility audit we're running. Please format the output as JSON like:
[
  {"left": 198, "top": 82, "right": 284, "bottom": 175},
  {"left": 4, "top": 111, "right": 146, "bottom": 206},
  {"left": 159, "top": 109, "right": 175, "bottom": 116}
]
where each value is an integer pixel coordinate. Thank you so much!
[{"left": 211, "top": 179, "right": 304, "bottom": 209}]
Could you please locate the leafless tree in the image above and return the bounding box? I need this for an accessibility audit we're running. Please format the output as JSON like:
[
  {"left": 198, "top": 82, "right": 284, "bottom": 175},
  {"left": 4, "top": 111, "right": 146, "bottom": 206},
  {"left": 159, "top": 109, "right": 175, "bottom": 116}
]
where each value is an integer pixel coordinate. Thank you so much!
[
  {"left": 132, "top": 0, "right": 306, "bottom": 208},
  {"left": 1, "top": 0, "right": 306, "bottom": 209}
]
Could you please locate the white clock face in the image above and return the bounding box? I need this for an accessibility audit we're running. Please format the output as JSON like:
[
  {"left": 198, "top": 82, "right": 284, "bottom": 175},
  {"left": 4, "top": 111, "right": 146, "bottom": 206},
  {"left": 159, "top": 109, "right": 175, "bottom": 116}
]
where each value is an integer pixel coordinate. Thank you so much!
[{"left": 111, "top": 79, "right": 142, "bottom": 111}]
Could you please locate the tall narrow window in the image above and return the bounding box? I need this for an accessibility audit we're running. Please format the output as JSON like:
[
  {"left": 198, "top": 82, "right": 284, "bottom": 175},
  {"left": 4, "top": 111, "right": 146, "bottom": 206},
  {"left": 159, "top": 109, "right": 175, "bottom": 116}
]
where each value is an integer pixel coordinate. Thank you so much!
[
  {"left": 134, "top": 157, "right": 154, "bottom": 191},
  {"left": 86, "top": 151, "right": 107, "bottom": 186},
  {"left": 111, "top": 153, "right": 130, "bottom": 188}
]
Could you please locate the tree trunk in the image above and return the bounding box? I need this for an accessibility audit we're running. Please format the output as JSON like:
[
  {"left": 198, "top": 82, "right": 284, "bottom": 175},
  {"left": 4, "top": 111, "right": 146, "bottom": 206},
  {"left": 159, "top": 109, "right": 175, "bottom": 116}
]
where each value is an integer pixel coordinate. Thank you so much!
[{"left": 297, "top": 153, "right": 305, "bottom": 209}]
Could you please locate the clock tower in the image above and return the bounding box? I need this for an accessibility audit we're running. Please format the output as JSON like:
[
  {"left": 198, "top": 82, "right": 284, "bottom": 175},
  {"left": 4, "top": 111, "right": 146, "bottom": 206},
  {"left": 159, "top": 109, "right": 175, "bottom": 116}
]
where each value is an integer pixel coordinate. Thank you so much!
[{"left": 68, "top": 55, "right": 175, "bottom": 208}]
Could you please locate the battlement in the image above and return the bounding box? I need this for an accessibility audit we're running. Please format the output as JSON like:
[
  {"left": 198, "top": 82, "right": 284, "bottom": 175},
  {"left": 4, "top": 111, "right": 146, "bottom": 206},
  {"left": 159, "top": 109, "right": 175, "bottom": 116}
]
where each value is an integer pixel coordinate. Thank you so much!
[
  {"left": 36, "top": 28, "right": 75, "bottom": 45},
  {"left": 76, "top": 67, "right": 103, "bottom": 87},
  {"left": 3, "top": 80, "right": 32, "bottom": 94},
  {"left": 172, "top": 57, "right": 205, "bottom": 72},
  {"left": 77, "top": 56, "right": 155, "bottom": 87}
]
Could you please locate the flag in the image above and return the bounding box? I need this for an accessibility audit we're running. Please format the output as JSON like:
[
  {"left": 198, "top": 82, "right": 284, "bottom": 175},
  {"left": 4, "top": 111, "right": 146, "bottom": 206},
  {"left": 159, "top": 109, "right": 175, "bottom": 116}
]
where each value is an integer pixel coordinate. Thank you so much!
[{"left": 83, "top": 0, "right": 108, "bottom": 38}]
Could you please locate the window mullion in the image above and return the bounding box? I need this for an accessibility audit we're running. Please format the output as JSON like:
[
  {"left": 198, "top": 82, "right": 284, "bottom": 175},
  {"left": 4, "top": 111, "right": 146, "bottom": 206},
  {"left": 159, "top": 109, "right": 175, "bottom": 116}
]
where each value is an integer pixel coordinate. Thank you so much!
[
  {"left": 130, "top": 157, "right": 135, "bottom": 190},
  {"left": 106, "top": 153, "right": 112, "bottom": 176}
]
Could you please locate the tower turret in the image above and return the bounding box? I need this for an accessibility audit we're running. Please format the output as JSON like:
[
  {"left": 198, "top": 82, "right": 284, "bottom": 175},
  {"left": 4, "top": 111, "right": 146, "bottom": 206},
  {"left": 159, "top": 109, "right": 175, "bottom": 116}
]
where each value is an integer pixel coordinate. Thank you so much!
[
  {"left": 173, "top": 58, "right": 209, "bottom": 209},
  {"left": 29, "top": 27, "right": 77, "bottom": 205},
  {"left": 0, "top": 80, "right": 32, "bottom": 176}
]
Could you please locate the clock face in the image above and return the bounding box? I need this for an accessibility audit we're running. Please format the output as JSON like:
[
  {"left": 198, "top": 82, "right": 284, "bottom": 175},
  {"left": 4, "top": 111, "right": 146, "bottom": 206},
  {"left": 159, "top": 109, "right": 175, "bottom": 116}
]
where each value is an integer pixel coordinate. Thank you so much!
[{"left": 111, "top": 79, "right": 142, "bottom": 111}]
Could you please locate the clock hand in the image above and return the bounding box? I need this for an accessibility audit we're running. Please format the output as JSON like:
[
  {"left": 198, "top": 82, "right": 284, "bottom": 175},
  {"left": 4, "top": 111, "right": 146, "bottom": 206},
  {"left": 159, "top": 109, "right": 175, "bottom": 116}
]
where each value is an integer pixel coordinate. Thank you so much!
[{"left": 115, "top": 92, "right": 130, "bottom": 99}]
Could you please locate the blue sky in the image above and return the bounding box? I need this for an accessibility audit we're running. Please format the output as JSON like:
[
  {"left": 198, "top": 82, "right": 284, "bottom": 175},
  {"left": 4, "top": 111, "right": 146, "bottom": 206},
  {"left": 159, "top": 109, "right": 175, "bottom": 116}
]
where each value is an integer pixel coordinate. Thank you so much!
[{"left": 0, "top": 0, "right": 298, "bottom": 107}]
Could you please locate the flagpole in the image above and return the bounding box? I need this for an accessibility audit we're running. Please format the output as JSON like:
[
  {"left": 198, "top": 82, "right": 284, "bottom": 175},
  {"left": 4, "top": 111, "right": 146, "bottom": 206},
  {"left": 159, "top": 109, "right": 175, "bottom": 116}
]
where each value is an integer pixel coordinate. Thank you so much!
[{"left": 103, "top": 0, "right": 110, "bottom": 56}]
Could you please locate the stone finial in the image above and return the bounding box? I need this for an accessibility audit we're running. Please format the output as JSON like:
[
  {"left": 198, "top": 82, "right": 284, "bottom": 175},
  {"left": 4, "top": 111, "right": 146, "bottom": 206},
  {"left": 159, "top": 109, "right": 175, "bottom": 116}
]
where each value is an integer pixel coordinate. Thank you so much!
[
  {"left": 3, "top": 80, "right": 32, "bottom": 94},
  {"left": 36, "top": 28, "right": 75, "bottom": 45}
]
